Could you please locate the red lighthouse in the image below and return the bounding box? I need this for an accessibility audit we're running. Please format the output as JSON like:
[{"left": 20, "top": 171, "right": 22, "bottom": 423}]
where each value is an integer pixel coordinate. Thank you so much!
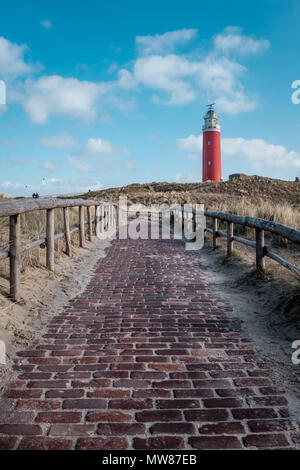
[{"left": 202, "top": 104, "right": 222, "bottom": 182}]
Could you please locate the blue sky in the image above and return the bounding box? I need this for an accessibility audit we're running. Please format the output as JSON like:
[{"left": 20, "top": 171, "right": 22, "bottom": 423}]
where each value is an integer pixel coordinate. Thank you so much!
[{"left": 0, "top": 0, "right": 300, "bottom": 196}]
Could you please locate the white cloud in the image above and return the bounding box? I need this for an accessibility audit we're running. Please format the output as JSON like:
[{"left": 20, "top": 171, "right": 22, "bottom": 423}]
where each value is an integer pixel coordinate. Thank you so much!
[
  {"left": 136, "top": 28, "right": 198, "bottom": 55},
  {"left": 215, "top": 26, "right": 270, "bottom": 55},
  {"left": 45, "top": 177, "right": 102, "bottom": 194},
  {"left": 123, "top": 160, "right": 135, "bottom": 171},
  {"left": 74, "top": 137, "right": 130, "bottom": 159},
  {"left": 216, "top": 92, "right": 256, "bottom": 114},
  {"left": 131, "top": 47, "right": 257, "bottom": 111},
  {"left": 41, "top": 161, "right": 59, "bottom": 172},
  {"left": 0, "top": 36, "right": 33, "bottom": 79},
  {"left": 79, "top": 137, "right": 117, "bottom": 156},
  {"left": 1, "top": 181, "right": 26, "bottom": 188},
  {"left": 21, "top": 72, "right": 134, "bottom": 123},
  {"left": 177, "top": 134, "right": 300, "bottom": 169},
  {"left": 2, "top": 26, "right": 269, "bottom": 124},
  {"left": 23, "top": 75, "right": 101, "bottom": 123},
  {"left": 68, "top": 157, "right": 92, "bottom": 171},
  {"left": 195, "top": 56, "right": 256, "bottom": 113},
  {"left": 128, "top": 26, "right": 269, "bottom": 113},
  {"left": 222, "top": 137, "right": 300, "bottom": 169},
  {"left": 40, "top": 19, "right": 53, "bottom": 30},
  {"left": 117, "top": 69, "right": 137, "bottom": 90},
  {"left": 40, "top": 134, "right": 78, "bottom": 148},
  {"left": 177, "top": 134, "right": 202, "bottom": 160},
  {"left": 0, "top": 80, "right": 6, "bottom": 105},
  {"left": 69, "top": 137, "right": 130, "bottom": 171},
  {"left": 134, "top": 55, "right": 198, "bottom": 105},
  {"left": 174, "top": 172, "right": 201, "bottom": 183}
]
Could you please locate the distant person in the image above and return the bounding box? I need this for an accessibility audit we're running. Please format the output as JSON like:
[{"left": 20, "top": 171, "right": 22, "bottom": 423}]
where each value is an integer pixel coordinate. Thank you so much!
[{"left": 32, "top": 193, "right": 40, "bottom": 198}]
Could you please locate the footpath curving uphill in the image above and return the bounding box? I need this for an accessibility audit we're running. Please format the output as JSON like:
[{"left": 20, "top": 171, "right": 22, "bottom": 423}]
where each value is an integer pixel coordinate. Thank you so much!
[{"left": 0, "top": 227, "right": 296, "bottom": 450}]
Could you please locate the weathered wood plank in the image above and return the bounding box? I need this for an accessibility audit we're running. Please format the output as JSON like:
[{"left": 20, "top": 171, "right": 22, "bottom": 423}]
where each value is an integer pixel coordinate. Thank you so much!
[
  {"left": 9, "top": 214, "right": 21, "bottom": 301},
  {"left": 216, "top": 229, "right": 227, "bottom": 238},
  {"left": 0, "top": 198, "right": 104, "bottom": 217},
  {"left": 204, "top": 210, "right": 300, "bottom": 244},
  {"left": 212, "top": 217, "right": 218, "bottom": 249},
  {"left": 79, "top": 206, "right": 86, "bottom": 248},
  {"left": 100, "top": 205, "right": 105, "bottom": 233},
  {"left": 63, "top": 207, "right": 72, "bottom": 256},
  {"left": 54, "top": 232, "right": 64, "bottom": 241},
  {"left": 46, "top": 209, "right": 55, "bottom": 272},
  {"left": 22, "top": 238, "right": 46, "bottom": 251},
  {"left": 232, "top": 235, "right": 256, "bottom": 248},
  {"left": 87, "top": 206, "right": 92, "bottom": 241},
  {"left": 227, "top": 222, "right": 234, "bottom": 255},
  {"left": 265, "top": 248, "right": 300, "bottom": 277},
  {"left": 94, "top": 205, "right": 99, "bottom": 236},
  {"left": 256, "top": 228, "right": 265, "bottom": 272}
]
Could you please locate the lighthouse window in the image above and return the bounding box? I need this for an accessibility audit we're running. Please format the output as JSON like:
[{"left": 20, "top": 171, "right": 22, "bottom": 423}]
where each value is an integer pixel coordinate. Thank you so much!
[
  {"left": 208, "top": 141, "right": 211, "bottom": 145},
  {"left": 208, "top": 161, "right": 211, "bottom": 165}
]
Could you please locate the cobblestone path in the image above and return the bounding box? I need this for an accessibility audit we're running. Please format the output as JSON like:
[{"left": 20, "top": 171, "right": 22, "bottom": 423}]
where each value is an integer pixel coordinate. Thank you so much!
[{"left": 0, "top": 234, "right": 296, "bottom": 450}]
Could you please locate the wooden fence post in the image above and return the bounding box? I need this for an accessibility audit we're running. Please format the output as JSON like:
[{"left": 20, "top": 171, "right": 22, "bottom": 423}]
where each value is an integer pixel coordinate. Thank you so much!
[
  {"left": 227, "top": 221, "right": 233, "bottom": 255},
  {"left": 9, "top": 213, "right": 21, "bottom": 301},
  {"left": 46, "top": 208, "right": 55, "bottom": 271},
  {"left": 63, "top": 207, "right": 72, "bottom": 257},
  {"left": 114, "top": 204, "right": 119, "bottom": 230},
  {"left": 87, "top": 206, "right": 92, "bottom": 241},
  {"left": 192, "top": 210, "right": 196, "bottom": 241},
  {"left": 108, "top": 205, "right": 111, "bottom": 229},
  {"left": 113, "top": 205, "right": 116, "bottom": 227},
  {"left": 94, "top": 205, "right": 99, "bottom": 236},
  {"left": 256, "top": 228, "right": 265, "bottom": 272},
  {"left": 79, "top": 206, "right": 86, "bottom": 248},
  {"left": 212, "top": 217, "right": 218, "bottom": 249},
  {"left": 100, "top": 205, "right": 104, "bottom": 233}
]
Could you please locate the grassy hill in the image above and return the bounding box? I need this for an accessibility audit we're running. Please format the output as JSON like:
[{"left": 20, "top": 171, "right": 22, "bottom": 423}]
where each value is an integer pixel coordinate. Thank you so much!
[
  {"left": 79, "top": 176, "right": 300, "bottom": 229},
  {"left": 80, "top": 175, "right": 300, "bottom": 206}
]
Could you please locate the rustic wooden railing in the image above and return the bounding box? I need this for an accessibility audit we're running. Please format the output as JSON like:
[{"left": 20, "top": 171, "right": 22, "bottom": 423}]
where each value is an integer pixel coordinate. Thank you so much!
[
  {"left": 133, "top": 204, "right": 300, "bottom": 278},
  {"left": 0, "top": 198, "right": 116, "bottom": 302},
  {"left": 200, "top": 209, "right": 300, "bottom": 277},
  {"left": 1, "top": 198, "right": 299, "bottom": 302}
]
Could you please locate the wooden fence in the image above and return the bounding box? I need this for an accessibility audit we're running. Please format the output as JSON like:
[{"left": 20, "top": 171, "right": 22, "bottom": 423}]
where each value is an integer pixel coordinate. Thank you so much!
[
  {"left": 131, "top": 204, "right": 300, "bottom": 278},
  {"left": 0, "top": 198, "right": 116, "bottom": 302},
  {"left": 202, "top": 210, "right": 300, "bottom": 277},
  {"left": 0, "top": 198, "right": 299, "bottom": 302}
]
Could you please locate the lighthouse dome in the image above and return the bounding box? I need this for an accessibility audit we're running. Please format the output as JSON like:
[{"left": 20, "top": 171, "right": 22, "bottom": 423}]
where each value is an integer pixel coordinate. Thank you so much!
[{"left": 202, "top": 105, "right": 220, "bottom": 132}]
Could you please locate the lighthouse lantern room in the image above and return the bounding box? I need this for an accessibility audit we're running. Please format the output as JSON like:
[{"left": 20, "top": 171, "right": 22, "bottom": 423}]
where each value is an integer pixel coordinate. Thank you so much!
[{"left": 202, "top": 104, "right": 222, "bottom": 182}]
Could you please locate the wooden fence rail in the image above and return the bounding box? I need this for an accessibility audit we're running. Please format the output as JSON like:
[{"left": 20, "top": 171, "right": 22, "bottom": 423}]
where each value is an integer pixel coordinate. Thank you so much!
[{"left": 0, "top": 198, "right": 299, "bottom": 301}]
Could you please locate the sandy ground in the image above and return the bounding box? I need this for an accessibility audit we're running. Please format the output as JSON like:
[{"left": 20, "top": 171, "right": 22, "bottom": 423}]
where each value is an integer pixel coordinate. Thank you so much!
[{"left": 0, "top": 235, "right": 111, "bottom": 393}]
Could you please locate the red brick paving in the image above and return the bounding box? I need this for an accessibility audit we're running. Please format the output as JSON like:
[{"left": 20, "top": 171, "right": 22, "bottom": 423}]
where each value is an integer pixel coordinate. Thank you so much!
[{"left": 0, "top": 230, "right": 297, "bottom": 449}]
